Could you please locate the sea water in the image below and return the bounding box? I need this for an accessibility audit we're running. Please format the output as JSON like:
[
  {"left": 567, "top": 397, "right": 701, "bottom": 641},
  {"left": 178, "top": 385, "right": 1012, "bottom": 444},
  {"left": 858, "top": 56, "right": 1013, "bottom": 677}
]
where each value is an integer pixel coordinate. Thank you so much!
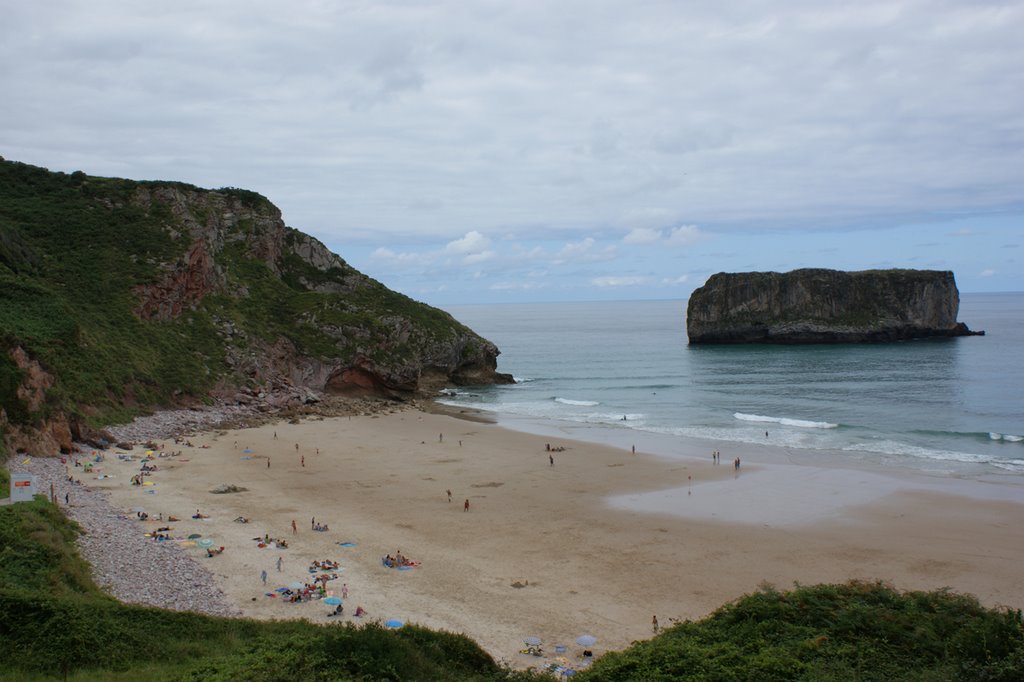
[{"left": 441, "top": 293, "right": 1024, "bottom": 480}]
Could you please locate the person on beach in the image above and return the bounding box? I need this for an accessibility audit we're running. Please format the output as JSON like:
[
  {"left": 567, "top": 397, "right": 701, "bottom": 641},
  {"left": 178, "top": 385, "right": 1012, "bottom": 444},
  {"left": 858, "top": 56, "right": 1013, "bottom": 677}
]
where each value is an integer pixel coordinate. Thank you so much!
[
  {"left": 267, "top": 458, "right": 270, "bottom": 469},
  {"left": 446, "top": 489, "right": 452, "bottom": 503},
  {"left": 311, "top": 517, "right": 316, "bottom": 529},
  {"left": 342, "top": 583, "right": 349, "bottom": 599},
  {"left": 464, "top": 499, "right": 470, "bottom": 512},
  {"left": 439, "top": 433, "right": 443, "bottom": 443},
  {"left": 274, "top": 431, "right": 277, "bottom": 439},
  {"left": 291, "top": 519, "right": 297, "bottom": 534},
  {"left": 65, "top": 492, "right": 69, "bottom": 506},
  {"left": 549, "top": 454, "right": 554, "bottom": 466},
  {"left": 277, "top": 556, "right": 283, "bottom": 572},
  {"left": 261, "top": 569, "right": 267, "bottom": 586},
  {"left": 653, "top": 615, "right": 659, "bottom": 633},
  {"left": 301, "top": 455, "right": 305, "bottom": 467},
  {"left": 295, "top": 443, "right": 299, "bottom": 452}
]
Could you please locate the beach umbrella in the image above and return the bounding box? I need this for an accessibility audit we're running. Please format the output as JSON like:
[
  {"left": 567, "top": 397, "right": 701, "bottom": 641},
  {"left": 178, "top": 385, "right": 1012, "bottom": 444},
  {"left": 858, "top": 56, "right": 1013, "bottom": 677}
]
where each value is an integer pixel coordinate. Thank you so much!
[
  {"left": 243, "top": 447, "right": 253, "bottom": 453},
  {"left": 197, "top": 538, "right": 214, "bottom": 548},
  {"left": 324, "top": 596, "right": 342, "bottom": 605},
  {"left": 187, "top": 533, "right": 202, "bottom": 539},
  {"left": 575, "top": 635, "right": 597, "bottom": 647},
  {"left": 524, "top": 636, "right": 542, "bottom": 646},
  {"left": 289, "top": 581, "right": 305, "bottom": 590},
  {"left": 132, "top": 507, "right": 146, "bottom": 513},
  {"left": 385, "top": 619, "right": 403, "bottom": 629}
]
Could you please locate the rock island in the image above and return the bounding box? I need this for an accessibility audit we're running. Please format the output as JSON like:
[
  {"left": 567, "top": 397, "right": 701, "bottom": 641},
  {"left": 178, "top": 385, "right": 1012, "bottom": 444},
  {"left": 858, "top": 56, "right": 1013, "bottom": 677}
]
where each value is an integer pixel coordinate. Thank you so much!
[{"left": 686, "top": 268, "right": 984, "bottom": 344}]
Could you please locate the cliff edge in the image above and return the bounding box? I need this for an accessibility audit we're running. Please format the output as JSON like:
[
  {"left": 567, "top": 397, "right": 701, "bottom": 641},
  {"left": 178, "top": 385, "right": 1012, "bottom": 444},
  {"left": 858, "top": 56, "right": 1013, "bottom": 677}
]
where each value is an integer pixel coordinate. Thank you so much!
[
  {"left": 0, "top": 158, "right": 511, "bottom": 455},
  {"left": 686, "top": 268, "right": 984, "bottom": 345}
]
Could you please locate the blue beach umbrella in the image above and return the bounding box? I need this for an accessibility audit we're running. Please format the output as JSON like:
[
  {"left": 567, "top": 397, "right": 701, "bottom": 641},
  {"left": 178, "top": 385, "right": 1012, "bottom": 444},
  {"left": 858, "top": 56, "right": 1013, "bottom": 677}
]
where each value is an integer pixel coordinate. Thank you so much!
[
  {"left": 385, "top": 619, "right": 403, "bottom": 628},
  {"left": 288, "top": 581, "right": 305, "bottom": 590},
  {"left": 575, "top": 635, "right": 597, "bottom": 647},
  {"left": 524, "top": 636, "right": 542, "bottom": 646},
  {"left": 243, "top": 447, "right": 253, "bottom": 453},
  {"left": 324, "top": 596, "right": 342, "bottom": 605},
  {"left": 197, "top": 538, "right": 214, "bottom": 548}
]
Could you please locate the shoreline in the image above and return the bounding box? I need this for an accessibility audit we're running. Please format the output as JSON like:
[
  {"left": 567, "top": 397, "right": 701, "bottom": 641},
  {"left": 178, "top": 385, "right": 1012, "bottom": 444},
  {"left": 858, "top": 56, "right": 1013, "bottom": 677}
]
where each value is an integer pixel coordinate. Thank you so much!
[{"left": 17, "top": 402, "right": 1024, "bottom": 668}]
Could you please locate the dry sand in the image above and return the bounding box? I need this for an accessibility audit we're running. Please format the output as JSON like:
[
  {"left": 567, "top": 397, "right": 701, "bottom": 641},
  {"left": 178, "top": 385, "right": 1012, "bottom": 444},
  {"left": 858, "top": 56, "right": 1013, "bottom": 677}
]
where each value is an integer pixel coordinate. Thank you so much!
[{"left": 86, "top": 406, "right": 1024, "bottom": 666}]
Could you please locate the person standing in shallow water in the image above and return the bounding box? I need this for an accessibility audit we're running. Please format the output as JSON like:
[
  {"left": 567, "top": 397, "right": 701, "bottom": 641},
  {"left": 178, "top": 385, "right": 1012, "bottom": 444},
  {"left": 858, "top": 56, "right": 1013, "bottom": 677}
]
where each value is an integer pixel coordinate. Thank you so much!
[{"left": 464, "top": 499, "right": 470, "bottom": 512}]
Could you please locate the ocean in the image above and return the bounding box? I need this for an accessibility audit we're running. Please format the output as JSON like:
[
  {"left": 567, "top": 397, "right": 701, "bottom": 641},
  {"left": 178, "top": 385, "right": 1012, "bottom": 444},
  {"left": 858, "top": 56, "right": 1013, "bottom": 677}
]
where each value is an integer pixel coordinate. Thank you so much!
[{"left": 440, "top": 293, "right": 1024, "bottom": 481}]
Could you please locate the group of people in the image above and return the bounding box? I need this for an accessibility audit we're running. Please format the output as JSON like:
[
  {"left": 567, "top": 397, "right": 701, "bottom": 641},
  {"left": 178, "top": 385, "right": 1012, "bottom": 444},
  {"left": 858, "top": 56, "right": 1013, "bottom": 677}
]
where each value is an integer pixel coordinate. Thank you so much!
[
  {"left": 255, "top": 533, "right": 289, "bottom": 549},
  {"left": 310, "top": 559, "right": 339, "bottom": 571},
  {"left": 710, "top": 450, "right": 741, "bottom": 470},
  {"left": 382, "top": 550, "right": 417, "bottom": 568}
]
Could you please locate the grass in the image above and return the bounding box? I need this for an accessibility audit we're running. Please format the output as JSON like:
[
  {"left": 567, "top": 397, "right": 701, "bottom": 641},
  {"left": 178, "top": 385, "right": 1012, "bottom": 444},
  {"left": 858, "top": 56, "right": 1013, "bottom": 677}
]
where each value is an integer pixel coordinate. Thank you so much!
[{"left": 576, "top": 581, "right": 1024, "bottom": 681}]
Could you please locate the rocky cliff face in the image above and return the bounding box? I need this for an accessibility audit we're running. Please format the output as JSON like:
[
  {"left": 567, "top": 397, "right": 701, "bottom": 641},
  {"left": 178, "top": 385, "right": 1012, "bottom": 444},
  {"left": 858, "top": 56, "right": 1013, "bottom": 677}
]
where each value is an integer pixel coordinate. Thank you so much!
[
  {"left": 686, "top": 269, "right": 983, "bottom": 344},
  {"left": 0, "top": 159, "right": 511, "bottom": 455}
]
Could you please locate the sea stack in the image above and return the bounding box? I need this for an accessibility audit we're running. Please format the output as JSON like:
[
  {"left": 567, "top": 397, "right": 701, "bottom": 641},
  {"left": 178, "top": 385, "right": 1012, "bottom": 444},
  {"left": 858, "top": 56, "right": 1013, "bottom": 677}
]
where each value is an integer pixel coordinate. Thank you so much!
[{"left": 686, "top": 268, "right": 984, "bottom": 344}]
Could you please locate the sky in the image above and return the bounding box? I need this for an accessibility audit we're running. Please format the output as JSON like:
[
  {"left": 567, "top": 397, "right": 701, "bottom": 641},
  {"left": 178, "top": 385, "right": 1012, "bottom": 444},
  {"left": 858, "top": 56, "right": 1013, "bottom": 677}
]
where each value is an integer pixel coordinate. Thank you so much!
[{"left": 2, "top": 0, "right": 1022, "bottom": 304}]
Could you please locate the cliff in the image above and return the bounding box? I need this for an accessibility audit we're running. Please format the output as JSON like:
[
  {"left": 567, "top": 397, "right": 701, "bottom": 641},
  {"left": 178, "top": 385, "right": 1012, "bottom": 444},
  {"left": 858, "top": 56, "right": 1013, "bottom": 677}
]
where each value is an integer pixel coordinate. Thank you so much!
[
  {"left": 686, "top": 268, "right": 983, "bottom": 345},
  {"left": 0, "top": 158, "right": 511, "bottom": 455}
]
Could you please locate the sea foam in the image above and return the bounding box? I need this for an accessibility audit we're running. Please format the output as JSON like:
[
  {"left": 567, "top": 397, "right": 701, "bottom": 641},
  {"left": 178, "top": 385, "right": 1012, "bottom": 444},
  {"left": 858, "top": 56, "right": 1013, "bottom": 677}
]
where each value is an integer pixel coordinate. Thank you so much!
[
  {"left": 555, "top": 397, "right": 600, "bottom": 406},
  {"left": 734, "top": 412, "right": 838, "bottom": 429}
]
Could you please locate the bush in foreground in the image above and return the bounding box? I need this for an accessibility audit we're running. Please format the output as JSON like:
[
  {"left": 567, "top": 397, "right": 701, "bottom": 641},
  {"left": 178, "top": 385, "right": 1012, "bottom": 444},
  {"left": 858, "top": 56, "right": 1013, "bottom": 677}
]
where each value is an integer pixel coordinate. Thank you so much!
[{"left": 577, "top": 581, "right": 1024, "bottom": 681}]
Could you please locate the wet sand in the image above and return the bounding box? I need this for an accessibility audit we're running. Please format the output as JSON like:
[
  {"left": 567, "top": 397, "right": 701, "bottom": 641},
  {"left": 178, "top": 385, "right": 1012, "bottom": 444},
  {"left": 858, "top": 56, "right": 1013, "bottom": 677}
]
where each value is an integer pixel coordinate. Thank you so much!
[{"left": 86, "top": 407, "right": 1024, "bottom": 665}]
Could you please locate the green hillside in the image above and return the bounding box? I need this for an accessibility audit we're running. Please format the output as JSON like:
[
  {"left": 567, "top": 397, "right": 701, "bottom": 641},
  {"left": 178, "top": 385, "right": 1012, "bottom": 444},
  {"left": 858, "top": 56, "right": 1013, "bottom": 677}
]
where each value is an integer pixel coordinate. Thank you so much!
[{"left": 0, "top": 158, "right": 502, "bottom": 443}]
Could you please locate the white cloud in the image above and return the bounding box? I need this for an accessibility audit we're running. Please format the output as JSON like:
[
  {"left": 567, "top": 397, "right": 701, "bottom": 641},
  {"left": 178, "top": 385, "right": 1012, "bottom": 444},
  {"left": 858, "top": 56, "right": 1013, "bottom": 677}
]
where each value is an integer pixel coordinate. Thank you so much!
[
  {"left": 591, "top": 276, "right": 648, "bottom": 287},
  {"left": 554, "top": 238, "right": 616, "bottom": 265},
  {"left": 662, "top": 274, "right": 691, "bottom": 285},
  {"left": 623, "top": 227, "right": 662, "bottom": 245},
  {"left": 979, "top": 268, "right": 996, "bottom": 277},
  {"left": 665, "top": 225, "right": 707, "bottom": 247},
  {"left": 445, "top": 231, "right": 491, "bottom": 255},
  {"left": 462, "top": 250, "right": 496, "bottom": 265},
  {"left": 370, "top": 247, "right": 435, "bottom": 267}
]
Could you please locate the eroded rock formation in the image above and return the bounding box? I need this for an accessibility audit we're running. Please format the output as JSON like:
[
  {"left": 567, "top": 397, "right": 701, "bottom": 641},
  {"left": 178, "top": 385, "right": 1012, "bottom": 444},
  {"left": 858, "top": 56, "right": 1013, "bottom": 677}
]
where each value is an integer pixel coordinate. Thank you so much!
[{"left": 686, "top": 269, "right": 983, "bottom": 344}]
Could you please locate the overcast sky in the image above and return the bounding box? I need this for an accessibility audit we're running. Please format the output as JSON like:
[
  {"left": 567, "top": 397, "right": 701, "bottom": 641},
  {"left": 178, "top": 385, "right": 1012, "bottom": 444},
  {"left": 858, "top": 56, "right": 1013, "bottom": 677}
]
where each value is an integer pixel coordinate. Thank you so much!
[{"left": 2, "top": 0, "right": 1022, "bottom": 303}]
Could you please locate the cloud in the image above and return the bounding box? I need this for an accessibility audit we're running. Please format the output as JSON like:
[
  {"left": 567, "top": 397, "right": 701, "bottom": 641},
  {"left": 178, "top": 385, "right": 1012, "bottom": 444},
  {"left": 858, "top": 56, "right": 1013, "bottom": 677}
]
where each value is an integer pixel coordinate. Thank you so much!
[
  {"left": 591, "top": 276, "right": 649, "bottom": 287},
  {"left": 979, "top": 268, "right": 996, "bottom": 277},
  {"left": 445, "top": 231, "right": 491, "bottom": 255},
  {"left": 3, "top": 1, "right": 1022, "bottom": 301},
  {"left": 623, "top": 227, "right": 662, "bottom": 245},
  {"left": 662, "top": 274, "right": 691, "bottom": 285},
  {"left": 665, "top": 225, "right": 707, "bottom": 247},
  {"left": 554, "top": 238, "right": 617, "bottom": 265},
  {"left": 370, "top": 247, "right": 436, "bottom": 268}
]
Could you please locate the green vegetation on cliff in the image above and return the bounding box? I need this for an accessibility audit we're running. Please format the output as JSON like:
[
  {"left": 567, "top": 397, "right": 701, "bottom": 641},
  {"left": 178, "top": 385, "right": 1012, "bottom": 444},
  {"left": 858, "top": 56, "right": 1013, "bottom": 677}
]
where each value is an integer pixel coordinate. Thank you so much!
[{"left": 0, "top": 159, "right": 501, "bottom": 440}]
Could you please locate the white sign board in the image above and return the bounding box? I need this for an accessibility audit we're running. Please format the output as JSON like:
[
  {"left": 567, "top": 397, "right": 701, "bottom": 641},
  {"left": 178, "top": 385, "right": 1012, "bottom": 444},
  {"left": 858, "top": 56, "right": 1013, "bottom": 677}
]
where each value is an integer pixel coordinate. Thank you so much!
[{"left": 10, "top": 473, "right": 36, "bottom": 503}]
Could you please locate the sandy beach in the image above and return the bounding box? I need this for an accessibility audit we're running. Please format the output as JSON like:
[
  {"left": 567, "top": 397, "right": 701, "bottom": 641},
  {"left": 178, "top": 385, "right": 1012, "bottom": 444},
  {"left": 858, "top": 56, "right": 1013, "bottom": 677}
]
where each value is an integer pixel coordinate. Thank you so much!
[{"left": 80, "top": 405, "right": 1024, "bottom": 667}]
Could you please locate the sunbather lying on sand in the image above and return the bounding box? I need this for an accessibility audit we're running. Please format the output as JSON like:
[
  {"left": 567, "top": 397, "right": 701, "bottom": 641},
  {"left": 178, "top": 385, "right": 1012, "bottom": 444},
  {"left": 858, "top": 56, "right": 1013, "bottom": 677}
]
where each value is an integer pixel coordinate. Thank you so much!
[{"left": 206, "top": 546, "right": 225, "bottom": 557}]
